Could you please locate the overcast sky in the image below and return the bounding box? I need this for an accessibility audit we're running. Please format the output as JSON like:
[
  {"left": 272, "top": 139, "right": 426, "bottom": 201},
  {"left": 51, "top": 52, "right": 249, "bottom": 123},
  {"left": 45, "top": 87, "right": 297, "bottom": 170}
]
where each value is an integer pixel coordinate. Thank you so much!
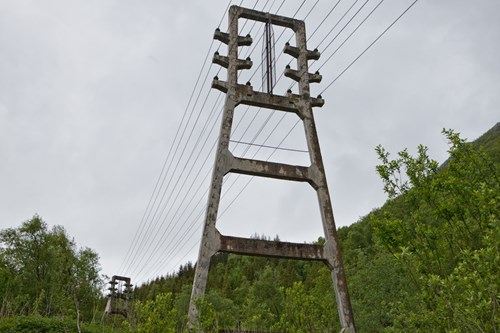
[{"left": 1, "top": 0, "right": 498, "bottom": 285}]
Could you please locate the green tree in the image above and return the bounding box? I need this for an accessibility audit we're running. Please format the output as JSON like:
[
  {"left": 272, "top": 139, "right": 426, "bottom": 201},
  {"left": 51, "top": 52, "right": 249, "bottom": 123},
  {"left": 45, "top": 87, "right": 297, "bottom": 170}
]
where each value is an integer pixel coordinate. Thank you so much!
[
  {"left": 375, "top": 129, "right": 499, "bottom": 332},
  {"left": 133, "top": 292, "right": 178, "bottom": 333},
  {"left": 0, "top": 215, "right": 103, "bottom": 324},
  {"left": 240, "top": 265, "right": 281, "bottom": 331}
]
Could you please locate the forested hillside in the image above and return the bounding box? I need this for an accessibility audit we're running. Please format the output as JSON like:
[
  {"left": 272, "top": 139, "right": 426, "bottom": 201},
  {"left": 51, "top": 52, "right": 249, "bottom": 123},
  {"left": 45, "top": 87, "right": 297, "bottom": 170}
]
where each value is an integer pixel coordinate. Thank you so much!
[
  {"left": 1, "top": 124, "right": 498, "bottom": 332},
  {"left": 130, "top": 124, "right": 499, "bottom": 332}
]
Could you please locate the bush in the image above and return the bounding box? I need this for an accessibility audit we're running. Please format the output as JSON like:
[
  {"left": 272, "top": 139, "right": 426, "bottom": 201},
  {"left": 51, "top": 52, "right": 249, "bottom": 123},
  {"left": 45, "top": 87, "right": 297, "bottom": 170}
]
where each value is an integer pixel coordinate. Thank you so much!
[{"left": 0, "top": 316, "right": 118, "bottom": 333}]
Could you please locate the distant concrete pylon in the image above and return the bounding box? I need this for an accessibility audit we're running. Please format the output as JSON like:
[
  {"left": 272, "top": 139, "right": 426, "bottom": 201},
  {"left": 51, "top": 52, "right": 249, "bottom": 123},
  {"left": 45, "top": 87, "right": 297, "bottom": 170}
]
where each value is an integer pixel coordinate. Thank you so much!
[
  {"left": 188, "top": 5, "right": 356, "bottom": 333},
  {"left": 104, "top": 275, "right": 133, "bottom": 318}
]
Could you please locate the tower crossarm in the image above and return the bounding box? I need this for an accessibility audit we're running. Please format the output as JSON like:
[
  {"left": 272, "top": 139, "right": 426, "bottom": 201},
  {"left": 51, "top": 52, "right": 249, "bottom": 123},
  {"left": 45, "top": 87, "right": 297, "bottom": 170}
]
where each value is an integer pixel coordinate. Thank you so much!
[
  {"left": 213, "top": 53, "right": 253, "bottom": 70},
  {"left": 283, "top": 42, "right": 320, "bottom": 60},
  {"left": 219, "top": 235, "right": 327, "bottom": 261},
  {"left": 211, "top": 79, "right": 324, "bottom": 113},
  {"left": 227, "top": 154, "right": 319, "bottom": 188},
  {"left": 284, "top": 67, "right": 322, "bottom": 83},
  {"left": 214, "top": 29, "right": 252, "bottom": 46}
]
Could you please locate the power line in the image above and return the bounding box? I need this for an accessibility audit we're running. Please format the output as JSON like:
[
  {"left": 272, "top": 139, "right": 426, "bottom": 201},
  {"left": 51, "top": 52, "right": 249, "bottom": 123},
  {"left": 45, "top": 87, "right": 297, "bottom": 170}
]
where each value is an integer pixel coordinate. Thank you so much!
[
  {"left": 308, "top": 0, "right": 343, "bottom": 40},
  {"left": 142, "top": 112, "right": 302, "bottom": 282},
  {"left": 121, "top": 1, "right": 243, "bottom": 275},
  {"left": 318, "top": 0, "right": 371, "bottom": 53},
  {"left": 124, "top": 0, "right": 278, "bottom": 278},
  {"left": 118, "top": 1, "right": 234, "bottom": 275},
  {"left": 218, "top": 115, "right": 302, "bottom": 222},
  {"left": 130, "top": 0, "right": 420, "bottom": 283},
  {"left": 123, "top": 58, "right": 218, "bottom": 274},
  {"left": 316, "top": 0, "right": 386, "bottom": 71},
  {"left": 275, "top": 0, "right": 371, "bottom": 92},
  {"left": 127, "top": 7, "right": 282, "bottom": 277},
  {"left": 133, "top": 0, "right": 350, "bottom": 281},
  {"left": 319, "top": 0, "right": 420, "bottom": 95},
  {"left": 140, "top": 106, "right": 302, "bottom": 281},
  {"left": 229, "top": 140, "right": 308, "bottom": 153},
  {"left": 316, "top": 0, "right": 362, "bottom": 48},
  {"left": 129, "top": 99, "right": 225, "bottom": 278}
]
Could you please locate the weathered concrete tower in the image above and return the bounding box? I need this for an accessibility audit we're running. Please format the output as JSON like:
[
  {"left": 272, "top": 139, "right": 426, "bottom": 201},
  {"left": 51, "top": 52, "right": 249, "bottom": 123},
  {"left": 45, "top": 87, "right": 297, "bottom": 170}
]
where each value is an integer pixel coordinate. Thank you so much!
[
  {"left": 104, "top": 275, "right": 133, "bottom": 318},
  {"left": 189, "top": 5, "right": 356, "bottom": 333}
]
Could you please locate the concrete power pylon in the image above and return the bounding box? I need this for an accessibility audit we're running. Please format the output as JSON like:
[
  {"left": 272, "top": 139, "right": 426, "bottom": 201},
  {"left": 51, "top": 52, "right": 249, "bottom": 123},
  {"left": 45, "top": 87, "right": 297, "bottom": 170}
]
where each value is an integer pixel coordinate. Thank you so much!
[
  {"left": 104, "top": 275, "right": 133, "bottom": 318},
  {"left": 189, "top": 5, "right": 356, "bottom": 333}
]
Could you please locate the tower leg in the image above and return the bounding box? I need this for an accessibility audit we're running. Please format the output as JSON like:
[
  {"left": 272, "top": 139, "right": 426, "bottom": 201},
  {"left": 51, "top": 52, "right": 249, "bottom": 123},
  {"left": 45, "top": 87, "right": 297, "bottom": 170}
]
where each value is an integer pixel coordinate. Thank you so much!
[
  {"left": 188, "top": 237, "right": 215, "bottom": 326},
  {"left": 188, "top": 94, "right": 235, "bottom": 328}
]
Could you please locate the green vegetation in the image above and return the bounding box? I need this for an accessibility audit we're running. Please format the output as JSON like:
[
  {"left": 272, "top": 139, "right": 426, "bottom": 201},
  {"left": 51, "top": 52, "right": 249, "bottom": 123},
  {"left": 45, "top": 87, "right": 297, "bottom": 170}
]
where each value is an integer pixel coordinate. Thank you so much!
[
  {"left": 371, "top": 127, "right": 499, "bottom": 331},
  {"left": 0, "top": 316, "right": 116, "bottom": 333},
  {"left": 0, "top": 216, "right": 105, "bottom": 332},
  {"left": 128, "top": 125, "right": 499, "bottom": 332},
  {"left": 1, "top": 123, "right": 498, "bottom": 332}
]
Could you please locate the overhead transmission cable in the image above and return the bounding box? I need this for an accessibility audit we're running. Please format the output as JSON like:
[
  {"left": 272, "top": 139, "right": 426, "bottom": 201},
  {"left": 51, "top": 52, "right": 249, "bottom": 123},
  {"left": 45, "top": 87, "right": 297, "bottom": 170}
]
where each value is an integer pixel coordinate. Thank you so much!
[
  {"left": 127, "top": 1, "right": 282, "bottom": 278},
  {"left": 143, "top": 112, "right": 300, "bottom": 280},
  {"left": 308, "top": 0, "right": 343, "bottom": 41},
  {"left": 134, "top": 0, "right": 376, "bottom": 281},
  {"left": 118, "top": 0, "right": 234, "bottom": 275},
  {"left": 134, "top": 2, "right": 350, "bottom": 280},
  {"left": 126, "top": 0, "right": 275, "bottom": 278},
  {"left": 132, "top": 0, "right": 306, "bottom": 281},
  {"left": 317, "top": 0, "right": 371, "bottom": 53},
  {"left": 134, "top": 0, "right": 308, "bottom": 280},
  {"left": 144, "top": 109, "right": 303, "bottom": 281},
  {"left": 122, "top": 0, "right": 245, "bottom": 276},
  {"left": 319, "top": 0, "right": 420, "bottom": 94},
  {"left": 133, "top": 0, "right": 420, "bottom": 282},
  {"left": 315, "top": 0, "right": 386, "bottom": 71},
  {"left": 215, "top": 0, "right": 423, "bottom": 248}
]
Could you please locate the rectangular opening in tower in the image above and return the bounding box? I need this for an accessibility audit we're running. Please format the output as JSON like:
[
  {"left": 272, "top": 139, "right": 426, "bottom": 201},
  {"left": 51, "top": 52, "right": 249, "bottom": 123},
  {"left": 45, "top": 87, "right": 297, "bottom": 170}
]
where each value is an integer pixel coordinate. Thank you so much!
[
  {"left": 235, "top": 22, "right": 297, "bottom": 95},
  {"left": 230, "top": 105, "right": 311, "bottom": 167},
  {"left": 217, "top": 175, "right": 322, "bottom": 245}
]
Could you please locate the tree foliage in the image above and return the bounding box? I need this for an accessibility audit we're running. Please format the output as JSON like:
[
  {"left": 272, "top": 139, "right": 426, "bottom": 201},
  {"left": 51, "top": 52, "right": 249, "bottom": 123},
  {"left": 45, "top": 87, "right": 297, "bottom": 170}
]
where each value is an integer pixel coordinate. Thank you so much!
[
  {"left": 374, "top": 129, "right": 499, "bottom": 332},
  {"left": 2, "top": 125, "right": 498, "bottom": 332},
  {"left": 0, "top": 215, "right": 103, "bottom": 326},
  {"left": 131, "top": 127, "right": 499, "bottom": 332}
]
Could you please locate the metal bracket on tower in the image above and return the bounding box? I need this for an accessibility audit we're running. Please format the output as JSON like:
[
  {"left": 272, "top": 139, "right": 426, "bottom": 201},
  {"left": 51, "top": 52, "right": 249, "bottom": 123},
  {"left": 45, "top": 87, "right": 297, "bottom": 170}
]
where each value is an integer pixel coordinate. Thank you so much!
[{"left": 189, "top": 5, "right": 356, "bottom": 333}]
